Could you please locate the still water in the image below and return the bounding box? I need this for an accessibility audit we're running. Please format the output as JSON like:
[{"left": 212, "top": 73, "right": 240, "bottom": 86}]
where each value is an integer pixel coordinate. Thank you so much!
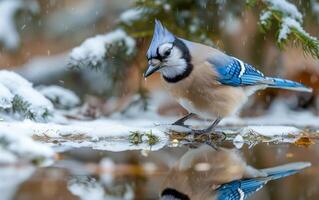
[{"left": 2, "top": 142, "right": 319, "bottom": 200}]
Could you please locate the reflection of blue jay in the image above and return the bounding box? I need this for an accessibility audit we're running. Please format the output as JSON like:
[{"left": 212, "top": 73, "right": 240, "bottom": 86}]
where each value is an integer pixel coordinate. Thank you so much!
[
  {"left": 160, "top": 145, "right": 311, "bottom": 200},
  {"left": 144, "top": 20, "right": 312, "bottom": 134}
]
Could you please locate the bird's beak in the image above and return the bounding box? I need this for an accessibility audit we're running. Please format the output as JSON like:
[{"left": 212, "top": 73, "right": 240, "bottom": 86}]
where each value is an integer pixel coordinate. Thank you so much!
[{"left": 144, "top": 65, "right": 160, "bottom": 78}]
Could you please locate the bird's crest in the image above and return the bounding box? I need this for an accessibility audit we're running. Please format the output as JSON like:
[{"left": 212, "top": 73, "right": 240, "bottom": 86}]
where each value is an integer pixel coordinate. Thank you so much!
[{"left": 147, "top": 20, "right": 175, "bottom": 58}]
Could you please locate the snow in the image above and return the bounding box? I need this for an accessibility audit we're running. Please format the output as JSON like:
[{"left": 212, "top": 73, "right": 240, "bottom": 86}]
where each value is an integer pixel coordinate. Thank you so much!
[
  {"left": 0, "top": 0, "right": 39, "bottom": 50},
  {"left": 260, "top": 11, "right": 272, "bottom": 25},
  {"left": 119, "top": 8, "right": 143, "bottom": 25},
  {"left": 69, "top": 29, "right": 136, "bottom": 67},
  {"left": 0, "top": 129, "right": 54, "bottom": 164},
  {"left": 15, "top": 52, "right": 68, "bottom": 84},
  {"left": 0, "top": 70, "right": 54, "bottom": 121},
  {"left": 241, "top": 126, "right": 300, "bottom": 137},
  {"left": 264, "top": 0, "right": 302, "bottom": 22},
  {"left": 0, "top": 0, "right": 22, "bottom": 50},
  {"left": 241, "top": 100, "right": 319, "bottom": 127},
  {"left": 277, "top": 16, "right": 318, "bottom": 43},
  {"left": 0, "top": 83, "right": 13, "bottom": 109},
  {"left": 0, "top": 89, "right": 317, "bottom": 152},
  {"left": 262, "top": 0, "right": 317, "bottom": 43},
  {"left": 278, "top": 17, "right": 307, "bottom": 42},
  {"left": 0, "top": 118, "right": 168, "bottom": 152},
  {"left": 0, "top": 83, "right": 317, "bottom": 153},
  {"left": 38, "top": 85, "right": 80, "bottom": 109}
]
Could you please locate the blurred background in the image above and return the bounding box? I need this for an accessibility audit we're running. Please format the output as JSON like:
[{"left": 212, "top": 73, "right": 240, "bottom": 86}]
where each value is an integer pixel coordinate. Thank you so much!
[
  {"left": 1, "top": 0, "right": 319, "bottom": 119},
  {"left": 1, "top": 0, "right": 319, "bottom": 200}
]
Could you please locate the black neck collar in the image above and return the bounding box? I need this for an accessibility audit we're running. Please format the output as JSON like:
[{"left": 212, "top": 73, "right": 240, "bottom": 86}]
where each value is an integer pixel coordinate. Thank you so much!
[
  {"left": 161, "top": 188, "right": 190, "bottom": 200},
  {"left": 162, "top": 38, "right": 193, "bottom": 83}
]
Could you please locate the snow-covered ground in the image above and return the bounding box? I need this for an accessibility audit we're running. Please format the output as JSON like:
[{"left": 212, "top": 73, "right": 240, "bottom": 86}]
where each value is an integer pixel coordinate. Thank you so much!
[{"left": 0, "top": 97, "right": 316, "bottom": 156}]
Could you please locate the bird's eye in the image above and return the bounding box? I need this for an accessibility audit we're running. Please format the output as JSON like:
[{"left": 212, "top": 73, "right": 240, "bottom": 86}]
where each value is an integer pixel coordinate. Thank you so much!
[
  {"left": 164, "top": 49, "right": 171, "bottom": 57},
  {"left": 158, "top": 43, "right": 173, "bottom": 57}
]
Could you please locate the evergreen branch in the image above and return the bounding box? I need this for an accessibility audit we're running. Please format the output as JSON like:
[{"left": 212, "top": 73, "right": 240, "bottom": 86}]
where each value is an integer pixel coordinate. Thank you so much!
[{"left": 254, "top": 0, "right": 319, "bottom": 59}]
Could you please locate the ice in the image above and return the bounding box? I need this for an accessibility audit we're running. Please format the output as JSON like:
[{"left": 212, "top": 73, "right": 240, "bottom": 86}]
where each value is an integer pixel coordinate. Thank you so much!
[{"left": 38, "top": 85, "right": 80, "bottom": 109}]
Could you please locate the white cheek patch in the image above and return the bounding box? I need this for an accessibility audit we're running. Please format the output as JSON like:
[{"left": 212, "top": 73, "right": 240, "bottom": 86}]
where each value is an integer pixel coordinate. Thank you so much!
[
  {"left": 158, "top": 43, "right": 173, "bottom": 55},
  {"left": 159, "top": 47, "right": 188, "bottom": 78}
]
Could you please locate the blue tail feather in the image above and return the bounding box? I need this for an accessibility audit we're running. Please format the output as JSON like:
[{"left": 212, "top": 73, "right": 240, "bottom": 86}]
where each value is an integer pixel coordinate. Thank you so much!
[
  {"left": 216, "top": 162, "right": 311, "bottom": 200},
  {"left": 265, "top": 77, "right": 312, "bottom": 92}
]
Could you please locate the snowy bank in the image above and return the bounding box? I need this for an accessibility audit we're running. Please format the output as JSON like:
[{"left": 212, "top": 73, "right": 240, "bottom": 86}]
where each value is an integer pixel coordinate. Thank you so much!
[
  {"left": 0, "top": 118, "right": 168, "bottom": 152},
  {"left": 0, "top": 70, "right": 54, "bottom": 121},
  {"left": 0, "top": 113, "right": 308, "bottom": 153},
  {"left": 0, "top": 129, "right": 54, "bottom": 165}
]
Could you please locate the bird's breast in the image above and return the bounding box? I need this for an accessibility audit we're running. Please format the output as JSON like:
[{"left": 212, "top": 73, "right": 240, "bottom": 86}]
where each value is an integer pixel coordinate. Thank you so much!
[
  {"left": 161, "top": 62, "right": 249, "bottom": 118},
  {"left": 177, "top": 97, "right": 214, "bottom": 119}
]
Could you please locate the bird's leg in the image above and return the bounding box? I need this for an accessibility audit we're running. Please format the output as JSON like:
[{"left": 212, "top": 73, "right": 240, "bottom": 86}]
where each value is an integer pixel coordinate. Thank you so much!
[
  {"left": 191, "top": 117, "right": 222, "bottom": 135},
  {"left": 172, "top": 113, "right": 195, "bottom": 128}
]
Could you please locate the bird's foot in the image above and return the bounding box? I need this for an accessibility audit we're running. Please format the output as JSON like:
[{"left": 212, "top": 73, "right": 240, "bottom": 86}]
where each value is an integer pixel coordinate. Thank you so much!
[
  {"left": 171, "top": 113, "right": 195, "bottom": 129},
  {"left": 171, "top": 122, "right": 191, "bottom": 129}
]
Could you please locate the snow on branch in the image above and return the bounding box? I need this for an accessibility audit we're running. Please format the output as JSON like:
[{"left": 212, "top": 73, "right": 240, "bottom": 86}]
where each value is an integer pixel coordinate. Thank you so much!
[
  {"left": 0, "top": 0, "right": 39, "bottom": 50},
  {"left": 68, "top": 29, "right": 136, "bottom": 69},
  {"left": 0, "top": 70, "right": 54, "bottom": 121},
  {"left": 38, "top": 85, "right": 80, "bottom": 109},
  {"left": 252, "top": 0, "right": 319, "bottom": 59},
  {"left": 119, "top": 8, "right": 144, "bottom": 25}
]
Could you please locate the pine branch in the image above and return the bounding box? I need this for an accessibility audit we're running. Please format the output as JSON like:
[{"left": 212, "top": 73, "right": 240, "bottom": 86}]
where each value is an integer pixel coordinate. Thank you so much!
[{"left": 252, "top": 0, "right": 319, "bottom": 59}]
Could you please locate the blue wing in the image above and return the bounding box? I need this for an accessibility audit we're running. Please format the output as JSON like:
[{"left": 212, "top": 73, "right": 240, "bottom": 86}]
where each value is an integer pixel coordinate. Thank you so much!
[
  {"left": 215, "top": 162, "right": 311, "bottom": 200},
  {"left": 216, "top": 178, "right": 268, "bottom": 200},
  {"left": 208, "top": 56, "right": 267, "bottom": 86}
]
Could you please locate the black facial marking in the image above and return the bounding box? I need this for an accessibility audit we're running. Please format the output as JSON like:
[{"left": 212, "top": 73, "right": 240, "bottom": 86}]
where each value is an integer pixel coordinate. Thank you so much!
[
  {"left": 163, "top": 38, "right": 193, "bottom": 83},
  {"left": 153, "top": 48, "right": 163, "bottom": 61},
  {"left": 161, "top": 188, "right": 190, "bottom": 200},
  {"left": 150, "top": 44, "right": 173, "bottom": 61}
]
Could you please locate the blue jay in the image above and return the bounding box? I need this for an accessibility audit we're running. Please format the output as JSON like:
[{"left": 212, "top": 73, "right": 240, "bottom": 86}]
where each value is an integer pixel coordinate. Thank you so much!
[
  {"left": 144, "top": 20, "right": 312, "bottom": 134},
  {"left": 160, "top": 145, "right": 311, "bottom": 200}
]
